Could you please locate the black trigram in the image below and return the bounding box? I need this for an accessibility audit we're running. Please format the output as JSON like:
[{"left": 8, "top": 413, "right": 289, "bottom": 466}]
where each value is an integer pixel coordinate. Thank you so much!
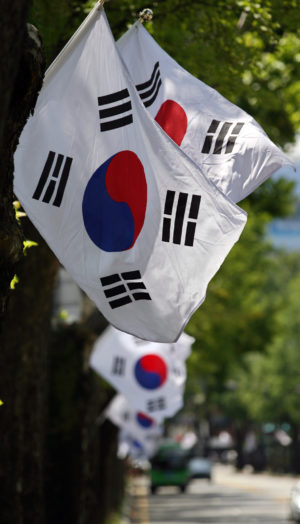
[
  {"left": 32, "top": 151, "right": 72, "bottom": 207},
  {"left": 171, "top": 364, "right": 183, "bottom": 378},
  {"left": 162, "top": 190, "right": 201, "bottom": 247},
  {"left": 122, "top": 410, "right": 130, "bottom": 422},
  {"left": 111, "top": 356, "right": 126, "bottom": 376},
  {"left": 147, "top": 397, "right": 166, "bottom": 412},
  {"left": 201, "top": 119, "right": 244, "bottom": 154},
  {"left": 98, "top": 88, "right": 133, "bottom": 132},
  {"left": 100, "top": 270, "right": 151, "bottom": 309},
  {"left": 136, "top": 62, "right": 162, "bottom": 108}
]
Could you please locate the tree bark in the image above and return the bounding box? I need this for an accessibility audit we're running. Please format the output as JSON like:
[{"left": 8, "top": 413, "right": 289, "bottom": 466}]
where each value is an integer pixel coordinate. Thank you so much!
[
  {"left": 0, "top": 12, "right": 45, "bottom": 324},
  {"left": 0, "top": 219, "right": 59, "bottom": 524}
]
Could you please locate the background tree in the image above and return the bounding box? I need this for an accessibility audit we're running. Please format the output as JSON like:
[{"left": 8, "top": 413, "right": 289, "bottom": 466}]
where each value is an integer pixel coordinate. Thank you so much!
[{"left": 217, "top": 260, "right": 300, "bottom": 472}]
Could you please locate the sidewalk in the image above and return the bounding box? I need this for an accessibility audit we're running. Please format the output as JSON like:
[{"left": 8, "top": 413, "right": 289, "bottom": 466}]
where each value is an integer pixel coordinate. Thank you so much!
[
  {"left": 214, "top": 463, "right": 300, "bottom": 502},
  {"left": 121, "top": 475, "right": 149, "bottom": 524}
]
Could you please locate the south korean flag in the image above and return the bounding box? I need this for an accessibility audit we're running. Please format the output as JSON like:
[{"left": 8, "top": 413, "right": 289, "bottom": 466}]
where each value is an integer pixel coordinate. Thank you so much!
[
  {"left": 117, "top": 22, "right": 295, "bottom": 204},
  {"left": 89, "top": 326, "right": 193, "bottom": 421},
  {"left": 105, "top": 394, "right": 162, "bottom": 457},
  {"left": 14, "top": 5, "right": 246, "bottom": 343},
  {"left": 118, "top": 429, "right": 156, "bottom": 460}
]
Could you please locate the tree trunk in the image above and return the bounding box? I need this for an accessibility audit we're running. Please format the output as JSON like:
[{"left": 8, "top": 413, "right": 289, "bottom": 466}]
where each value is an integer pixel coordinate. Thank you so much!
[
  {"left": 0, "top": 220, "right": 59, "bottom": 524},
  {"left": 0, "top": 6, "right": 45, "bottom": 322}
]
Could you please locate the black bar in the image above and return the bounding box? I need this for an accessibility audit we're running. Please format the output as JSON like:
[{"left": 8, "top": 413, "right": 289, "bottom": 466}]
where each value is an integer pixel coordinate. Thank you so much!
[
  {"left": 140, "top": 70, "right": 160, "bottom": 100},
  {"left": 109, "top": 296, "right": 132, "bottom": 309},
  {"left": 144, "top": 79, "right": 162, "bottom": 108},
  {"left": 121, "top": 270, "right": 141, "bottom": 280},
  {"left": 100, "top": 114, "right": 133, "bottom": 132},
  {"left": 189, "top": 195, "right": 201, "bottom": 219},
  {"left": 53, "top": 156, "right": 73, "bottom": 207},
  {"left": 158, "top": 398, "right": 165, "bottom": 409},
  {"left": 99, "top": 101, "right": 132, "bottom": 119},
  {"left": 213, "top": 122, "right": 232, "bottom": 154},
  {"left": 173, "top": 192, "right": 188, "bottom": 244},
  {"left": 201, "top": 136, "right": 213, "bottom": 154},
  {"left": 225, "top": 136, "right": 237, "bottom": 154},
  {"left": 32, "top": 151, "right": 55, "bottom": 200},
  {"left": 132, "top": 292, "right": 151, "bottom": 301},
  {"left": 52, "top": 154, "right": 64, "bottom": 178},
  {"left": 185, "top": 222, "right": 197, "bottom": 247},
  {"left": 162, "top": 218, "right": 171, "bottom": 242},
  {"left": 100, "top": 274, "right": 121, "bottom": 286},
  {"left": 112, "top": 357, "right": 125, "bottom": 375},
  {"left": 164, "top": 190, "right": 175, "bottom": 215},
  {"left": 147, "top": 401, "right": 154, "bottom": 412},
  {"left": 136, "top": 62, "right": 159, "bottom": 91},
  {"left": 207, "top": 119, "right": 220, "bottom": 133},
  {"left": 104, "top": 284, "right": 127, "bottom": 298},
  {"left": 98, "top": 88, "right": 129, "bottom": 106},
  {"left": 231, "top": 122, "right": 244, "bottom": 135},
  {"left": 42, "top": 180, "right": 56, "bottom": 203},
  {"left": 127, "top": 282, "right": 146, "bottom": 290}
]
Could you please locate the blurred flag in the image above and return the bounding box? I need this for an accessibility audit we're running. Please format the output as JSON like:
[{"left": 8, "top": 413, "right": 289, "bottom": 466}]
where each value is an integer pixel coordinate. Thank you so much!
[
  {"left": 14, "top": 6, "right": 246, "bottom": 343},
  {"left": 118, "top": 429, "right": 157, "bottom": 460},
  {"left": 118, "top": 22, "right": 294, "bottom": 203},
  {"left": 106, "top": 394, "right": 162, "bottom": 457},
  {"left": 90, "top": 326, "right": 193, "bottom": 420}
]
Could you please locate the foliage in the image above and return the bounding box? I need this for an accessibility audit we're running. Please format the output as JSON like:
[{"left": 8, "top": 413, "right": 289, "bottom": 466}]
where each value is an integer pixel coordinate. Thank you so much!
[
  {"left": 107, "top": 0, "right": 300, "bottom": 146},
  {"left": 10, "top": 274, "right": 19, "bottom": 289},
  {"left": 29, "top": 0, "right": 300, "bottom": 147},
  {"left": 204, "top": 250, "right": 300, "bottom": 429},
  {"left": 222, "top": 261, "right": 300, "bottom": 425},
  {"left": 185, "top": 173, "right": 297, "bottom": 390},
  {"left": 29, "top": 0, "right": 89, "bottom": 64}
]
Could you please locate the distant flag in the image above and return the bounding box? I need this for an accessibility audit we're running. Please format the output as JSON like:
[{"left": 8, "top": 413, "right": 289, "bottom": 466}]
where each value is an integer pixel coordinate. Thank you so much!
[
  {"left": 89, "top": 326, "right": 193, "bottom": 420},
  {"left": 105, "top": 394, "right": 162, "bottom": 457},
  {"left": 118, "top": 429, "right": 158, "bottom": 460},
  {"left": 14, "top": 5, "right": 247, "bottom": 343},
  {"left": 117, "top": 22, "right": 295, "bottom": 204}
]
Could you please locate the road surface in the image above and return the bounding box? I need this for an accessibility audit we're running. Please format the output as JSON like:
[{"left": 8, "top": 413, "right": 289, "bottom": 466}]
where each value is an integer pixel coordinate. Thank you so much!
[{"left": 124, "top": 464, "right": 299, "bottom": 524}]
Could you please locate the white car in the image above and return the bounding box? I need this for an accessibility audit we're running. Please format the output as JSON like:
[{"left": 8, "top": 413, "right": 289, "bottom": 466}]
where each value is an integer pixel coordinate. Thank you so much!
[
  {"left": 289, "top": 482, "right": 300, "bottom": 521},
  {"left": 187, "top": 457, "right": 212, "bottom": 481}
]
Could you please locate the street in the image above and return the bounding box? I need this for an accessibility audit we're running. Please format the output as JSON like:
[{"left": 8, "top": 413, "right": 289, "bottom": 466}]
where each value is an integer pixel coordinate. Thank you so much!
[{"left": 124, "top": 464, "right": 299, "bottom": 524}]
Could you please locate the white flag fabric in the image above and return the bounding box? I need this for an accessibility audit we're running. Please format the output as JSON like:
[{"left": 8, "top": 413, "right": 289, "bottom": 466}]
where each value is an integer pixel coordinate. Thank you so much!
[
  {"left": 117, "top": 22, "right": 294, "bottom": 204},
  {"left": 90, "top": 326, "right": 193, "bottom": 421},
  {"left": 14, "top": 6, "right": 247, "bottom": 343},
  {"left": 118, "top": 428, "right": 159, "bottom": 459},
  {"left": 106, "top": 394, "right": 162, "bottom": 457}
]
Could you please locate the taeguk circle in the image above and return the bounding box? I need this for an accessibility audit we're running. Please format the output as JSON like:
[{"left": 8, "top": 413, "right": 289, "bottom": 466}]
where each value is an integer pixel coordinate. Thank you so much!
[
  {"left": 82, "top": 150, "right": 147, "bottom": 252},
  {"left": 134, "top": 354, "right": 167, "bottom": 390},
  {"left": 155, "top": 99, "right": 188, "bottom": 146},
  {"left": 136, "top": 412, "right": 155, "bottom": 429}
]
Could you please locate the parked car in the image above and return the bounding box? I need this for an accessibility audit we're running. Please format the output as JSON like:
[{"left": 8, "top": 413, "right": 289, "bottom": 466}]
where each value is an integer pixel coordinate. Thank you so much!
[
  {"left": 149, "top": 440, "right": 190, "bottom": 494},
  {"left": 289, "top": 482, "right": 300, "bottom": 522},
  {"left": 187, "top": 457, "right": 212, "bottom": 481}
]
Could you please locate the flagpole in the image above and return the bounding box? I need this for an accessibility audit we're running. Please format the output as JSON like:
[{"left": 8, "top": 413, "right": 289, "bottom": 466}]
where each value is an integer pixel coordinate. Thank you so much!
[
  {"left": 138, "top": 8, "right": 153, "bottom": 23},
  {"left": 44, "top": 1, "right": 106, "bottom": 85}
]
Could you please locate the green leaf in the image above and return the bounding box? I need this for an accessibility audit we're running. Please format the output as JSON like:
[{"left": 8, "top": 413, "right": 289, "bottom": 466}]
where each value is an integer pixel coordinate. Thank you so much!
[
  {"left": 23, "top": 240, "right": 38, "bottom": 255},
  {"left": 10, "top": 274, "right": 19, "bottom": 290}
]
